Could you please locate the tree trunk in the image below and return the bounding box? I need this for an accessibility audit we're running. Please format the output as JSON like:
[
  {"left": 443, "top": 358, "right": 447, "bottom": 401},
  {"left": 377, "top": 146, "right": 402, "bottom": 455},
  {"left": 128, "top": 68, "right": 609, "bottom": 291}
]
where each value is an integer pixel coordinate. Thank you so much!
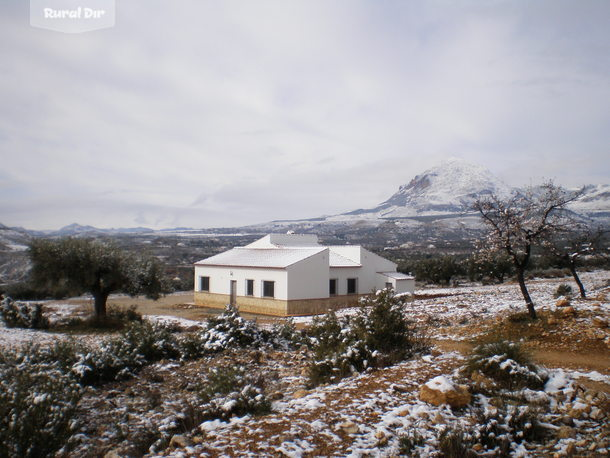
[
  {"left": 569, "top": 263, "right": 586, "bottom": 298},
  {"left": 516, "top": 268, "right": 537, "bottom": 319},
  {"left": 93, "top": 291, "right": 109, "bottom": 319}
]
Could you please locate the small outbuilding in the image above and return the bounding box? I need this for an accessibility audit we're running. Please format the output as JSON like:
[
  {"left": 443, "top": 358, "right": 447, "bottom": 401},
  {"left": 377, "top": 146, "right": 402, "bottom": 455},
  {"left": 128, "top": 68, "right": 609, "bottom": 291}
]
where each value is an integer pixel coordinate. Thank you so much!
[{"left": 194, "top": 233, "right": 414, "bottom": 316}]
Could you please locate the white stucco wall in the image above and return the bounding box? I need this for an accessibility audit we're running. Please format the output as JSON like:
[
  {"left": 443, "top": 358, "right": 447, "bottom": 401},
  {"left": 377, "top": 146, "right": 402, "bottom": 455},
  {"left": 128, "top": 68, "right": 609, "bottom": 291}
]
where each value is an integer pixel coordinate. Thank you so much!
[
  {"left": 329, "top": 266, "right": 362, "bottom": 295},
  {"left": 286, "top": 249, "right": 330, "bottom": 300},
  {"left": 357, "top": 248, "right": 398, "bottom": 292},
  {"left": 377, "top": 274, "right": 415, "bottom": 294},
  {"left": 194, "top": 265, "right": 288, "bottom": 300},
  {"left": 395, "top": 278, "right": 415, "bottom": 294}
]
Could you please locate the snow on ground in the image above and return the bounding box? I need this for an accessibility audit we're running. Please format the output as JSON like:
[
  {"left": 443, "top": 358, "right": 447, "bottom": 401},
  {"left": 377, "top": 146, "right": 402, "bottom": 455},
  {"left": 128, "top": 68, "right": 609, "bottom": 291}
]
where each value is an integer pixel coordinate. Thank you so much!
[
  {"left": 293, "top": 270, "right": 609, "bottom": 341},
  {"left": 0, "top": 325, "right": 61, "bottom": 348},
  {"left": 145, "top": 315, "right": 205, "bottom": 329}
]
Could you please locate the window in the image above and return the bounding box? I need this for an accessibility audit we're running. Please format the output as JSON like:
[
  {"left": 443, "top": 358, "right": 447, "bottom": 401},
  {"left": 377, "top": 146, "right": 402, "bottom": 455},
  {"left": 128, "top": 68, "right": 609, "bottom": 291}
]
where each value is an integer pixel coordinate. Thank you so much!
[
  {"left": 347, "top": 278, "right": 357, "bottom": 294},
  {"left": 329, "top": 278, "right": 337, "bottom": 296},
  {"left": 246, "top": 279, "right": 254, "bottom": 296},
  {"left": 385, "top": 282, "right": 393, "bottom": 290},
  {"left": 262, "top": 280, "right": 275, "bottom": 298},
  {"left": 200, "top": 276, "right": 210, "bottom": 292}
]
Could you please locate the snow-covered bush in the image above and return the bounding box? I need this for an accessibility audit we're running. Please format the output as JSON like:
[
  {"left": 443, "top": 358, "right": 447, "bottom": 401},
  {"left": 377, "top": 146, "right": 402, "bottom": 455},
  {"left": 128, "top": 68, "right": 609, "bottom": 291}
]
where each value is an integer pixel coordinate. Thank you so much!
[
  {"left": 1, "top": 340, "right": 84, "bottom": 375},
  {"left": 437, "top": 427, "right": 475, "bottom": 458},
  {"left": 264, "top": 318, "right": 305, "bottom": 350},
  {"left": 0, "top": 296, "right": 49, "bottom": 329},
  {"left": 196, "top": 366, "right": 271, "bottom": 421},
  {"left": 306, "top": 290, "right": 426, "bottom": 386},
  {"left": 72, "top": 338, "right": 146, "bottom": 385},
  {"left": 179, "top": 305, "right": 265, "bottom": 359},
  {"left": 73, "top": 321, "right": 180, "bottom": 385},
  {"left": 306, "top": 310, "right": 368, "bottom": 385},
  {"left": 0, "top": 359, "right": 81, "bottom": 457},
  {"left": 470, "top": 403, "right": 546, "bottom": 454},
  {"left": 354, "top": 288, "right": 426, "bottom": 365},
  {"left": 465, "top": 340, "right": 547, "bottom": 391}
]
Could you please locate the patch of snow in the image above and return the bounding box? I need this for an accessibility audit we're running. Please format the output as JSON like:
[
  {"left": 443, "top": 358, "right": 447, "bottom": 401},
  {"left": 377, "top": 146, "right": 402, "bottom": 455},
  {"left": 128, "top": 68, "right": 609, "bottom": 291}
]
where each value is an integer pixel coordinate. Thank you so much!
[{"left": 424, "top": 375, "right": 455, "bottom": 392}]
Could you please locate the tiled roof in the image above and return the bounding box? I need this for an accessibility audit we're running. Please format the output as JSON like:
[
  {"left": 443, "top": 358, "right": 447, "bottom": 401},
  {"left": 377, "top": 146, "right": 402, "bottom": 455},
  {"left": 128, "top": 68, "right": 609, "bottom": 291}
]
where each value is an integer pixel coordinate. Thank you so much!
[
  {"left": 379, "top": 271, "right": 414, "bottom": 280},
  {"left": 195, "top": 247, "right": 326, "bottom": 268},
  {"left": 329, "top": 251, "right": 361, "bottom": 267}
]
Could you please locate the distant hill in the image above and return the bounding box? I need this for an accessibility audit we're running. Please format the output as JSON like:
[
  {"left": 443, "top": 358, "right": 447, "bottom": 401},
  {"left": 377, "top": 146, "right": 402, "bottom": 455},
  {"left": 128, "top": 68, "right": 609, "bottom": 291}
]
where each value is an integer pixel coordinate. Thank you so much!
[{"left": 261, "top": 158, "right": 609, "bottom": 227}]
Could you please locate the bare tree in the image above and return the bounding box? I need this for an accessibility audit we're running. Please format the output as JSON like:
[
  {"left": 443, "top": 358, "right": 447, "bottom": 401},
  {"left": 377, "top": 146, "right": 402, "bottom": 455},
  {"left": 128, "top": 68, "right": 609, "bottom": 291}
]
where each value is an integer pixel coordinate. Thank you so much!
[
  {"left": 473, "top": 182, "right": 581, "bottom": 319},
  {"left": 544, "top": 224, "right": 606, "bottom": 298}
]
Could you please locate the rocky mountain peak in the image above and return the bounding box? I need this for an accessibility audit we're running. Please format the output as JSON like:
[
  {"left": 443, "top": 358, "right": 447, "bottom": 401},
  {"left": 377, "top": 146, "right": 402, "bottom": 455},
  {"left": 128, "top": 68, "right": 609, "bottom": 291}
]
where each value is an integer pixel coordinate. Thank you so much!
[{"left": 379, "top": 158, "right": 511, "bottom": 214}]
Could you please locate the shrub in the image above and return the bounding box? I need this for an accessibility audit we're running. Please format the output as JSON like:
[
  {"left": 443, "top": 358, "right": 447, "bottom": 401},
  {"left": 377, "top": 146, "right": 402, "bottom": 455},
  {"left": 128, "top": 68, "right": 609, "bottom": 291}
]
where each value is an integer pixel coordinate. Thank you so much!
[
  {"left": 506, "top": 311, "right": 533, "bottom": 323},
  {"left": 72, "top": 320, "right": 180, "bottom": 385},
  {"left": 196, "top": 366, "right": 271, "bottom": 421},
  {"left": 0, "top": 340, "right": 84, "bottom": 375},
  {"left": 57, "top": 305, "right": 144, "bottom": 331},
  {"left": 108, "top": 304, "right": 143, "bottom": 322},
  {"left": 470, "top": 404, "right": 546, "bottom": 453},
  {"left": 0, "top": 296, "right": 49, "bottom": 329},
  {"left": 179, "top": 305, "right": 264, "bottom": 359},
  {"left": 398, "top": 428, "right": 425, "bottom": 455},
  {"left": 437, "top": 428, "right": 476, "bottom": 458},
  {"left": 554, "top": 283, "right": 572, "bottom": 298},
  {"left": 306, "top": 290, "right": 426, "bottom": 386},
  {"left": 465, "top": 340, "right": 547, "bottom": 391},
  {"left": 355, "top": 288, "right": 424, "bottom": 365},
  {"left": 0, "top": 360, "right": 81, "bottom": 457},
  {"left": 264, "top": 318, "right": 305, "bottom": 349}
]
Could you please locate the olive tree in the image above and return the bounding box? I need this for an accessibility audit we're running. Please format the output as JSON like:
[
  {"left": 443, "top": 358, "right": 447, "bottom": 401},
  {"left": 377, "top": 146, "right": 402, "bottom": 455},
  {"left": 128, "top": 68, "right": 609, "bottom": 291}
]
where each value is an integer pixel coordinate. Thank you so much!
[
  {"left": 473, "top": 182, "right": 580, "bottom": 319},
  {"left": 28, "top": 238, "right": 168, "bottom": 319}
]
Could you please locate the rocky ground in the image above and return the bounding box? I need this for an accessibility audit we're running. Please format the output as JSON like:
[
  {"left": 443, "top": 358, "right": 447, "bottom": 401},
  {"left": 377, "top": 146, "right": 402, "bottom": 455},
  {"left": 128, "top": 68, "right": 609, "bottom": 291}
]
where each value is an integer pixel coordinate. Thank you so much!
[{"left": 1, "top": 271, "right": 609, "bottom": 457}]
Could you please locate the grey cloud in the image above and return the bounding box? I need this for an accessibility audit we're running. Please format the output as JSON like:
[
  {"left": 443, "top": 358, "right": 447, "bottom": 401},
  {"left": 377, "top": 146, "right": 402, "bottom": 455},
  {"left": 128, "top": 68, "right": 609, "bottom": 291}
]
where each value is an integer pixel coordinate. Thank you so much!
[{"left": 1, "top": 0, "right": 609, "bottom": 229}]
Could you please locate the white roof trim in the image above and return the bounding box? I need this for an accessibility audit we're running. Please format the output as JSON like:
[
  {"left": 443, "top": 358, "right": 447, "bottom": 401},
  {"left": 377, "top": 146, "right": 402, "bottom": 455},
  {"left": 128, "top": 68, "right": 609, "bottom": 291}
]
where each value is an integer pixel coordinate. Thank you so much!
[{"left": 378, "top": 271, "right": 415, "bottom": 280}]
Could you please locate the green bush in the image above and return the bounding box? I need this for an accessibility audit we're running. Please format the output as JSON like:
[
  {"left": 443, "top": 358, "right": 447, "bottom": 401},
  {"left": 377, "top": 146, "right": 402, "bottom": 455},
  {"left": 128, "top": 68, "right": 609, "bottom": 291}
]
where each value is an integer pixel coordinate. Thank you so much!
[
  {"left": 306, "top": 290, "right": 427, "bottom": 386},
  {"left": 0, "top": 360, "right": 82, "bottom": 458},
  {"left": 0, "top": 296, "right": 49, "bottom": 329},
  {"left": 465, "top": 340, "right": 547, "bottom": 391},
  {"left": 355, "top": 288, "right": 423, "bottom": 365},
  {"left": 73, "top": 320, "right": 180, "bottom": 385},
  {"left": 265, "top": 318, "right": 305, "bottom": 349},
  {"left": 196, "top": 366, "right": 271, "bottom": 421},
  {"left": 178, "top": 305, "right": 266, "bottom": 359}
]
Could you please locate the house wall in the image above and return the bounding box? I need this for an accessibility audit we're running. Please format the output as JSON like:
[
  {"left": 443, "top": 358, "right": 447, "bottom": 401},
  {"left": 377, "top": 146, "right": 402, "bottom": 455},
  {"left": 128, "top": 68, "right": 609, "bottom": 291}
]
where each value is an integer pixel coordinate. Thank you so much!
[
  {"left": 377, "top": 274, "right": 415, "bottom": 294},
  {"left": 358, "top": 248, "right": 398, "bottom": 292},
  {"left": 329, "top": 266, "right": 362, "bottom": 295},
  {"left": 286, "top": 249, "right": 330, "bottom": 300},
  {"left": 193, "top": 291, "right": 368, "bottom": 316},
  {"left": 194, "top": 265, "right": 288, "bottom": 300},
  {"left": 395, "top": 278, "right": 415, "bottom": 294}
]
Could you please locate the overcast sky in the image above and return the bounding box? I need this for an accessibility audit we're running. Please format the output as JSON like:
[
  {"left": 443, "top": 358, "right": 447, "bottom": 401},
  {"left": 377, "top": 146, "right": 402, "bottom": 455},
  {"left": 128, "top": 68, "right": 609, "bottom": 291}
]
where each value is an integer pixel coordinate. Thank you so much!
[{"left": 1, "top": 0, "right": 609, "bottom": 230}]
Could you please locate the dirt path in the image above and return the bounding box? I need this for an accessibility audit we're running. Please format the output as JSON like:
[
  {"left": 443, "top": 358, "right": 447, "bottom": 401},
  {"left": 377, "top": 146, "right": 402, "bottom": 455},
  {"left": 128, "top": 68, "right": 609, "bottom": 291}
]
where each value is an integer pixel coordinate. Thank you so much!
[{"left": 433, "top": 339, "right": 610, "bottom": 393}]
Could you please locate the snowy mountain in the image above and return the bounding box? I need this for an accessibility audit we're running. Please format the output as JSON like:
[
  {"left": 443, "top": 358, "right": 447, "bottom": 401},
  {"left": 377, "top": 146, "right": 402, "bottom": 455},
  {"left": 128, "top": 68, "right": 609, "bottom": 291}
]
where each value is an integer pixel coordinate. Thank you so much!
[
  {"left": 327, "top": 159, "right": 512, "bottom": 222},
  {"left": 570, "top": 184, "right": 610, "bottom": 219},
  {"left": 261, "top": 159, "right": 609, "bottom": 241}
]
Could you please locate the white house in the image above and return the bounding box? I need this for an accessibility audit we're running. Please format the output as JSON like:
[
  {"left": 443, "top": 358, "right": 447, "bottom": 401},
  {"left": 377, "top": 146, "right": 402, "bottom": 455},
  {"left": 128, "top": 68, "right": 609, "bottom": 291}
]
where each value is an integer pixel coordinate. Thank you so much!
[{"left": 194, "top": 233, "right": 414, "bottom": 316}]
